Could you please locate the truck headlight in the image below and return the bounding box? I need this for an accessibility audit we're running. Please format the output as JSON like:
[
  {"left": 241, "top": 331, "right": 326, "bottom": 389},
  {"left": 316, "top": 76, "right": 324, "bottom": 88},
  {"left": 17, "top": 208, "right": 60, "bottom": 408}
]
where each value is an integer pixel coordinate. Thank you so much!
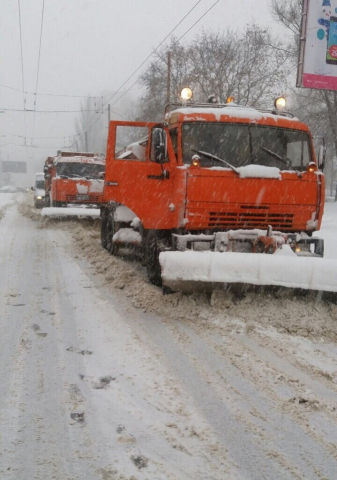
[{"left": 37, "top": 196, "right": 42, "bottom": 200}]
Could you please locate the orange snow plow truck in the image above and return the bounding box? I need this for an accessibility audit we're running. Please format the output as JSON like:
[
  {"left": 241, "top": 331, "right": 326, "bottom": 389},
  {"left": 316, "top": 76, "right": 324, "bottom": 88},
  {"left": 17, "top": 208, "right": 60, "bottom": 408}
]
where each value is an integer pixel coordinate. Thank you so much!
[
  {"left": 101, "top": 94, "right": 337, "bottom": 300},
  {"left": 44, "top": 151, "right": 105, "bottom": 208}
]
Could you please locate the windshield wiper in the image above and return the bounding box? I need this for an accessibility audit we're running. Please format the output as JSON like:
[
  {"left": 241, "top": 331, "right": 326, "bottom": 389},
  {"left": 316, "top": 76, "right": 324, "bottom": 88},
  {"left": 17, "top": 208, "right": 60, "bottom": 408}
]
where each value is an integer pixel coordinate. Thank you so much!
[
  {"left": 259, "top": 147, "right": 302, "bottom": 178},
  {"left": 192, "top": 149, "right": 239, "bottom": 175}
]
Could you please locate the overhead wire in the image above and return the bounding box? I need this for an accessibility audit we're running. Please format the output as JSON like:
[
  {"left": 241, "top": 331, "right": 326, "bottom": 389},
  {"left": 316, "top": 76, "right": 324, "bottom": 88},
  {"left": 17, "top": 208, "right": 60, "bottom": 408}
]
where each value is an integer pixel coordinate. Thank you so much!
[
  {"left": 31, "top": 0, "right": 45, "bottom": 145},
  {"left": 0, "top": 83, "right": 122, "bottom": 99},
  {"left": 17, "top": 0, "right": 27, "bottom": 146},
  {"left": 75, "top": 0, "right": 220, "bottom": 146},
  {"left": 109, "top": 0, "right": 221, "bottom": 110},
  {"left": 75, "top": 0, "right": 205, "bottom": 145}
]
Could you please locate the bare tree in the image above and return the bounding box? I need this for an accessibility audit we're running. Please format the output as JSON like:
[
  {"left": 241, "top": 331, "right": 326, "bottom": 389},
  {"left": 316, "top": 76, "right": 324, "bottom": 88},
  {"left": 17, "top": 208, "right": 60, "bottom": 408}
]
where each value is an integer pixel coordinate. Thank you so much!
[
  {"left": 271, "top": 0, "right": 337, "bottom": 193},
  {"left": 189, "top": 27, "right": 289, "bottom": 107},
  {"left": 138, "top": 39, "right": 191, "bottom": 121},
  {"left": 137, "top": 27, "right": 291, "bottom": 121}
]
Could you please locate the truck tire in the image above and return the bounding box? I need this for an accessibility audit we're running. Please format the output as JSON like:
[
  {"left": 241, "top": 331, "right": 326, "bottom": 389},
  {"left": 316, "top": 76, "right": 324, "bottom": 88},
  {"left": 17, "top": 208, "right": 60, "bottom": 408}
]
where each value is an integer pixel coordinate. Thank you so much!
[
  {"left": 145, "top": 231, "right": 163, "bottom": 287},
  {"left": 316, "top": 239, "right": 324, "bottom": 257},
  {"left": 101, "top": 209, "right": 109, "bottom": 249},
  {"left": 106, "top": 212, "right": 119, "bottom": 255},
  {"left": 45, "top": 195, "right": 50, "bottom": 207}
]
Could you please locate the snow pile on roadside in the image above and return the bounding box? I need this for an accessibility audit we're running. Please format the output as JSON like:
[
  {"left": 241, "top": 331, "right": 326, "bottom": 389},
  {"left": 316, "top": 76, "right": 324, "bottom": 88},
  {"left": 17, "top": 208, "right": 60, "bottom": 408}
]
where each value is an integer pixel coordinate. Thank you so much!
[
  {"left": 69, "top": 223, "right": 337, "bottom": 343},
  {"left": 18, "top": 200, "right": 337, "bottom": 343}
]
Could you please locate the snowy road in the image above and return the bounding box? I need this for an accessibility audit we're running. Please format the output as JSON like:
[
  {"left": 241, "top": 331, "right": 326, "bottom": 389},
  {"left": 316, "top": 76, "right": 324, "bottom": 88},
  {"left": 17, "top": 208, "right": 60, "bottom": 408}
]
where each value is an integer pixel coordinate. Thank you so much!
[{"left": 1, "top": 195, "right": 337, "bottom": 479}]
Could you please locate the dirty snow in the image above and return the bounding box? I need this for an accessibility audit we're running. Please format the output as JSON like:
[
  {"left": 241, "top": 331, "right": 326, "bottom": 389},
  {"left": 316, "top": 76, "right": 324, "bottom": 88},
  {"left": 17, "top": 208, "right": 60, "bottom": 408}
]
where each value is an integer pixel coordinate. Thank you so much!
[{"left": 2, "top": 193, "right": 337, "bottom": 479}]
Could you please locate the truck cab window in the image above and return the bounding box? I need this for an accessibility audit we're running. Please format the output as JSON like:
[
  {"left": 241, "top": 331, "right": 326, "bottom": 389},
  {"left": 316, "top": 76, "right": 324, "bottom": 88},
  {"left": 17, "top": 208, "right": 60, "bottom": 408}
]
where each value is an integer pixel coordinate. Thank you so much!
[{"left": 115, "top": 126, "right": 148, "bottom": 161}]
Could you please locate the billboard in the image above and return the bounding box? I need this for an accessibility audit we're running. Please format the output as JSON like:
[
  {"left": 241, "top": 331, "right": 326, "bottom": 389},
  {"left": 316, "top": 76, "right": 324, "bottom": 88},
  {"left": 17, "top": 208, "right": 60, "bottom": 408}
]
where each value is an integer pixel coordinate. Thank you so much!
[
  {"left": 1, "top": 161, "right": 27, "bottom": 173},
  {"left": 297, "top": 0, "right": 337, "bottom": 90}
]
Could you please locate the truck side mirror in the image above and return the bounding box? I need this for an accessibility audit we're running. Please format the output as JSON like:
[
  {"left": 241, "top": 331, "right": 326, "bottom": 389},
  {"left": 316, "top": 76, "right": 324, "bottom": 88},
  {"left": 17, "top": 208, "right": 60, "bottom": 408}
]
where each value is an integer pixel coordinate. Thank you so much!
[
  {"left": 152, "top": 128, "right": 168, "bottom": 164},
  {"left": 318, "top": 144, "right": 325, "bottom": 171},
  {"left": 43, "top": 165, "right": 49, "bottom": 173}
]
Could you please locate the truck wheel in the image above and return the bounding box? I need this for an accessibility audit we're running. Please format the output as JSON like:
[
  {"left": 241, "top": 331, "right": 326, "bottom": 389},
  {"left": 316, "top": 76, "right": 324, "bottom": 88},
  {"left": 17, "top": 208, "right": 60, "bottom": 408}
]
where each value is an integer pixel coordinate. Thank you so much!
[
  {"left": 145, "top": 231, "right": 162, "bottom": 287},
  {"left": 101, "top": 209, "right": 108, "bottom": 249},
  {"left": 45, "top": 195, "right": 50, "bottom": 207},
  {"left": 106, "top": 212, "right": 119, "bottom": 255}
]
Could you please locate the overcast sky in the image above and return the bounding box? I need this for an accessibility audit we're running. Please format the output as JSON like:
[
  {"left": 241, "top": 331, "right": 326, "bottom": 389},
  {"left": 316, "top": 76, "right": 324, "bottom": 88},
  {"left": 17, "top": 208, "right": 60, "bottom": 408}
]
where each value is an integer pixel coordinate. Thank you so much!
[{"left": 1, "top": 0, "right": 289, "bottom": 168}]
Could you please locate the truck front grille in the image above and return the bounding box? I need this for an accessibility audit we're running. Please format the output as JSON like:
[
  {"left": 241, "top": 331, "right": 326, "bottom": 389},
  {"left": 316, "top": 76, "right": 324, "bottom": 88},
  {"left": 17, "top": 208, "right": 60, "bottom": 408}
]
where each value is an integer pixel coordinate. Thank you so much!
[{"left": 208, "top": 211, "right": 294, "bottom": 229}]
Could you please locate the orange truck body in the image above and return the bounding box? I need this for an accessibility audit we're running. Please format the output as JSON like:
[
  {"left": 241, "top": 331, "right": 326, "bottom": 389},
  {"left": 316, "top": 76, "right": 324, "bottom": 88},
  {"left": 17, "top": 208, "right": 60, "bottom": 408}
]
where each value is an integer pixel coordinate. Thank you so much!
[
  {"left": 103, "top": 109, "right": 324, "bottom": 234},
  {"left": 44, "top": 152, "right": 105, "bottom": 207}
]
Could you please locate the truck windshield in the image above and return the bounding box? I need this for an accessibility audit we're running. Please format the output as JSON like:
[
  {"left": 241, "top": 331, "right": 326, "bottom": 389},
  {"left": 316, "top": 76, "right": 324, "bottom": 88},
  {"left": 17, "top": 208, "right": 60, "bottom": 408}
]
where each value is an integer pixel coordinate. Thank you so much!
[
  {"left": 36, "top": 180, "right": 45, "bottom": 189},
  {"left": 182, "top": 123, "right": 312, "bottom": 171},
  {"left": 56, "top": 162, "right": 105, "bottom": 179}
]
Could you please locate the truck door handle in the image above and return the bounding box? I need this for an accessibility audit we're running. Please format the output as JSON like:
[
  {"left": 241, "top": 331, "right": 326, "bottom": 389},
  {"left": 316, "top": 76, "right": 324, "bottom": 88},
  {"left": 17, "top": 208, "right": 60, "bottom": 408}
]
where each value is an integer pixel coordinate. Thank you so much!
[
  {"left": 105, "top": 181, "right": 119, "bottom": 186},
  {"left": 147, "top": 171, "right": 170, "bottom": 180}
]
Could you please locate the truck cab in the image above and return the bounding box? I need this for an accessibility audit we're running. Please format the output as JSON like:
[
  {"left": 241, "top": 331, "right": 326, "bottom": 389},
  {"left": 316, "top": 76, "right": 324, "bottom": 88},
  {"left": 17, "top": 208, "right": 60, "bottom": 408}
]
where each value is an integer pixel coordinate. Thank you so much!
[{"left": 44, "top": 151, "right": 105, "bottom": 208}]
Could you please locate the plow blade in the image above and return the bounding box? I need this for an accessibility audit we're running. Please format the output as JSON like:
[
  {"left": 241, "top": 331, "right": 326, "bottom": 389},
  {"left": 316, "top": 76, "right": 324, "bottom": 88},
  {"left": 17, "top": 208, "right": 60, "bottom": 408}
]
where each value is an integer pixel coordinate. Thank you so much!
[
  {"left": 41, "top": 207, "right": 100, "bottom": 219},
  {"left": 160, "top": 251, "right": 337, "bottom": 301}
]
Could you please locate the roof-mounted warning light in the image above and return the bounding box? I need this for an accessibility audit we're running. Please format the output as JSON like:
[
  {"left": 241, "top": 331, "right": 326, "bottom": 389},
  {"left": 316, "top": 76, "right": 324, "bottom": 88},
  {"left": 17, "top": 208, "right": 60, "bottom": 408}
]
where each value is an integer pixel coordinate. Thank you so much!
[
  {"left": 208, "top": 94, "right": 218, "bottom": 104},
  {"left": 180, "top": 87, "right": 193, "bottom": 101},
  {"left": 274, "top": 96, "right": 286, "bottom": 111}
]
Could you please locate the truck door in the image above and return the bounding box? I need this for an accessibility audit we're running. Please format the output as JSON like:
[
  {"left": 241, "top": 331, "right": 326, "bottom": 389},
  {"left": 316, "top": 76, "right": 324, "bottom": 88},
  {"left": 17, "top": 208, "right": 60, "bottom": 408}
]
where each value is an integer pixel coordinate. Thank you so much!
[{"left": 105, "top": 121, "right": 176, "bottom": 230}]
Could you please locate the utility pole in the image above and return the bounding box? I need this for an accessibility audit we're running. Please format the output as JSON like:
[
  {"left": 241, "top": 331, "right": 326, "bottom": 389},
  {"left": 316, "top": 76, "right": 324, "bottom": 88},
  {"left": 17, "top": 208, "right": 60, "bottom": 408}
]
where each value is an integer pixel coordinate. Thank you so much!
[
  {"left": 85, "top": 131, "right": 88, "bottom": 153},
  {"left": 108, "top": 104, "right": 111, "bottom": 125},
  {"left": 166, "top": 51, "right": 171, "bottom": 105}
]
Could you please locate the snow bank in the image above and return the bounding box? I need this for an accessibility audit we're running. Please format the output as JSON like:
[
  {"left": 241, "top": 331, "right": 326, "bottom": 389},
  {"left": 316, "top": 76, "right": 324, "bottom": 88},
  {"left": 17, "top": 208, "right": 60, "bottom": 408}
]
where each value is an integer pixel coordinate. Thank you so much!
[
  {"left": 160, "top": 250, "right": 337, "bottom": 293},
  {"left": 41, "top": 207, "right": 100, "bottom": 218},
  {"left": 0, "top": 193, "right": 16, "bottom": 208}
]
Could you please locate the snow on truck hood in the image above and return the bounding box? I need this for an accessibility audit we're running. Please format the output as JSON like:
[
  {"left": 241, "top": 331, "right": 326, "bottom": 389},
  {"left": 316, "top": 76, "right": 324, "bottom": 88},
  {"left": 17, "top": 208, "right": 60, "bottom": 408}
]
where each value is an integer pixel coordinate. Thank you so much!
[{"left": 75, "top": 179, "right": 104, "bottom": 194}]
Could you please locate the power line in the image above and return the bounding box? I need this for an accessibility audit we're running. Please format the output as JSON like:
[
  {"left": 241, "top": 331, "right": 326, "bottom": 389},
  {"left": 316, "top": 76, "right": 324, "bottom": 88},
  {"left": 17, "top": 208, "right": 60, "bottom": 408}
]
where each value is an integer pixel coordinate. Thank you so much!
[
  {"left": 0, "top": 133, "right": 81, "bottom": 139},
  {"left": 109, "top": 0, "right": 221, "bottom": 110},
  {"left": 0, "top": 83, "right": 137, "bottom": 99},
  {"left": 75, "top": 0, "right": 204, "bottom": 144},
  {"left": 0, "top": 108, "right": 99, "bottom": 113},
  {"left": 31, "top": 0, "right": 45, "bottom": 145},
  {"left": 17, "top": 0, "right": 27, "bottom": 145},
  {"left": 75, "top": 0, "right": 220, "bottom": 145}
]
